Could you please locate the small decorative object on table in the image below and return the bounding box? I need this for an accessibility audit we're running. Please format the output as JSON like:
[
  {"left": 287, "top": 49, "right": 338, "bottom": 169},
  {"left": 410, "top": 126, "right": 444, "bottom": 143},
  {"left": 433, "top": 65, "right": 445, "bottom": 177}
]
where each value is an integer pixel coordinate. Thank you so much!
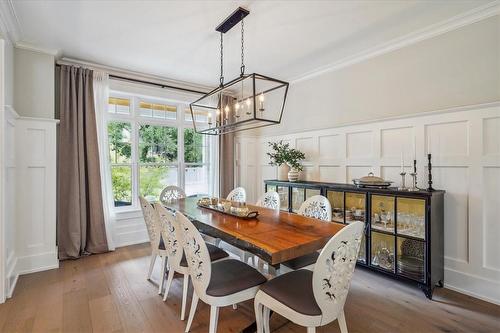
[
  {"left": 266, "top": 140, "right": 305, "bottom": 182},
  {"left": 197, "top": 197, "right": 259, "bottom": 219},
  {"left": 353, "top": 172, "right": 393, "bottom": 188}
]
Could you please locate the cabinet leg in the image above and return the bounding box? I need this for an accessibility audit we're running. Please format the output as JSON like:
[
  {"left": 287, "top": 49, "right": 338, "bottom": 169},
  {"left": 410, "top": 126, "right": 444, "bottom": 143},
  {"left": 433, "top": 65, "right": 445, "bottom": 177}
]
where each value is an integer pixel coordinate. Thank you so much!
[
  {"left": 420, "top": 286, "right": 434, "bottom": 300},
  {"left": 436, "top": 280, "right": 444, "bottom": 288}
]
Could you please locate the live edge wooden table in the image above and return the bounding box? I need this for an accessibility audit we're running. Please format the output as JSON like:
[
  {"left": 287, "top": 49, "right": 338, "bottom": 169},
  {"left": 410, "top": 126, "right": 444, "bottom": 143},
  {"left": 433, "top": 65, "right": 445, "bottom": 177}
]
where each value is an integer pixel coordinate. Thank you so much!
[
  {"left": 164, "top": 196, "right": 345, "bottom": 333},
  {"left": 164, "top": 196, "right": 345, "bottom": 270}
]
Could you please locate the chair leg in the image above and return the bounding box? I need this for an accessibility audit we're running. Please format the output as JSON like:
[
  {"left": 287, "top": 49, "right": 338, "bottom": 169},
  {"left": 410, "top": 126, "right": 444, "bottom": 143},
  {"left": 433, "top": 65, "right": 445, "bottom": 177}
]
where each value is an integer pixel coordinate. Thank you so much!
[
  {"left": 162, "top": 269, "right": 175, "bottom": 302},
  {"left": 338, "top": 310, "right": 348, "bottom": 333},
  {"left": 232, "top": 304, "right": 237, "bottom": 310},
  {"left": 158, "top": 256, "right": 167, "bottom": 294},
  {"left": 147, "top": 253, "right": 157, "bottom": 280},
  {"left": 209, "top": 306, "right": 219, "bottom": 333},
  {"left": 263, "top": 306, "right": 271, "bottom": 333},
  {"left": 307, "top": 328, "right": 316, "bottom": 333},
  {"left": 181, "top": 274, "right": 189, "bottom": 320},
  {"left": 254, "top": 301, "right": 264, "bottom": 333},
  {"left": 185, "top": 293, "right": 199, "bottom": 333}
]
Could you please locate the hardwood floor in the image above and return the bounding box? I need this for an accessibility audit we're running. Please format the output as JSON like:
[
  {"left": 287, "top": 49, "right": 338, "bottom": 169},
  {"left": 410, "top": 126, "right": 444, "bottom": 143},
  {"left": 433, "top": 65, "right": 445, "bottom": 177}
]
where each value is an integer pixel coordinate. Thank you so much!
[{"left": 1, "top": 243, "right": 499, "bottom": 333}]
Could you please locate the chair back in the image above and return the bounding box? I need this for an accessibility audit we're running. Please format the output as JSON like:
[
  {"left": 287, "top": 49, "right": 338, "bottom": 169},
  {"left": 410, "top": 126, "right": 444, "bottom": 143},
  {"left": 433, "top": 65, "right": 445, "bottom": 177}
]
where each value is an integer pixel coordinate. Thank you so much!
[
  {"left": 297, "top": 195, "right": 332, "bottom": 221},
  {"left": 160, "top": 185, "right": 186, "bottom": 204},
  {"left": 256, "top": 191, "right": 280, "bottom": 210},
  {"left": 312, "top": 221, "right": 364, "bottom": 324},
  {"left": 176, "top": 211, "right": 211, "bottom": 298},
  {"left": 155, "top": 204, "right": 183, "bottom": 268},
  {"left": 139, "top": 196, "right": 161, "bottom": 247},
  {"left": 226, "top": 187, "right": 246, "bottom": 203}
]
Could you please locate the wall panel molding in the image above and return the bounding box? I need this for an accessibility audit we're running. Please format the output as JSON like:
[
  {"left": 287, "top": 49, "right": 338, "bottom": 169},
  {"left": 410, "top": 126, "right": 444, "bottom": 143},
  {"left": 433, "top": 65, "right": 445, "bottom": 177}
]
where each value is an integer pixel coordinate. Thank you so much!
[{"left": 237, "top": 103, "right": 500, "bottom": 304}]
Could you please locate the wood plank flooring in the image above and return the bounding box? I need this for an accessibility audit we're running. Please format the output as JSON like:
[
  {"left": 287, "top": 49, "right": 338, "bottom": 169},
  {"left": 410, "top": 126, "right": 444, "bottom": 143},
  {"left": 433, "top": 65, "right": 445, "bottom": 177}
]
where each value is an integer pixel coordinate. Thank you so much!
[{"left": 0, "top": 243, "right": 499, "bottom": 333}]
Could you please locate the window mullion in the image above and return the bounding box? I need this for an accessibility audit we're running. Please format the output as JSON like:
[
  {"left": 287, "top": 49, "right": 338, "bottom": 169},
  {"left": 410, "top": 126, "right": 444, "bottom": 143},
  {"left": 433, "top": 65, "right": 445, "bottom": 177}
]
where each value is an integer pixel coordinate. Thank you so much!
[{"left": 131, "top": 96, "right": 140, "bottom": 208}]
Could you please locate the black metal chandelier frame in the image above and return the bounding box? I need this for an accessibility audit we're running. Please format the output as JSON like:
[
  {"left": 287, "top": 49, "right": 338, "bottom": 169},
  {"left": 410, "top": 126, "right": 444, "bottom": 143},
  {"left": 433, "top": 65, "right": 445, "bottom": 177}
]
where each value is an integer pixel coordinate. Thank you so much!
[{"left": 189, "top": 7, "right": 289, "bottom": 135}]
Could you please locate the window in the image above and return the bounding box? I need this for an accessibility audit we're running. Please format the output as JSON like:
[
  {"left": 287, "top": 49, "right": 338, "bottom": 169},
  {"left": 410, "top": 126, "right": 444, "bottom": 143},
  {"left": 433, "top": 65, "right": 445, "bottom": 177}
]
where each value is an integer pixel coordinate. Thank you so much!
[{"left": 106, "top": 90, "right": 215, "bottom": 208}]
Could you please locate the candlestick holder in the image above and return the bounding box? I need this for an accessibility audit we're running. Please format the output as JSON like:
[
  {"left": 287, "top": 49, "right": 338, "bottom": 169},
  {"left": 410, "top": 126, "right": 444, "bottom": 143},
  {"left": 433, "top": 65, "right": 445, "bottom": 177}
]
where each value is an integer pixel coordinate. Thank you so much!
[
  {"left": 427, "top": 153, "right": 434, "bottom": 191},
  {"left": 413, "top": 159, "right": 417, "bottom": 185},
  {"left": 408, "top": 172, "right": 419, "bottom": 192},
  {"left": 398, "top": 172, "right": 407, "bottom": 191},
  {"left": 208, "top": 121, "right": 213, "bottom": 127}
]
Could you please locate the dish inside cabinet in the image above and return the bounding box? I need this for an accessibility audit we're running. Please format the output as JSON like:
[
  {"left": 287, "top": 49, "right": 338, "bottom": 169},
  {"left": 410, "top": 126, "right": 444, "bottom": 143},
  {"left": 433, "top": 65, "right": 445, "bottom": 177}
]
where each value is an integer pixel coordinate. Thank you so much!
[
  {"left": 397, "top": 237, "right": 425, "bottom": 282},
  {"left": 397, "top": 197, "right": 425, "bottom": 240},
  {"left": 327, "top": 190, "right": 344, "bottom": 223},
  {"left": 371, "top": 195, "right": 395, "bottom": 233},
  {"left": 291, "top": 187, "right": 305, "bottom": 213},
  {"left": 345, "top": 192, "right": 366, "bottom": 223},
  {"left": 371, "top": 231, "right": 395, "bottom": 272}
]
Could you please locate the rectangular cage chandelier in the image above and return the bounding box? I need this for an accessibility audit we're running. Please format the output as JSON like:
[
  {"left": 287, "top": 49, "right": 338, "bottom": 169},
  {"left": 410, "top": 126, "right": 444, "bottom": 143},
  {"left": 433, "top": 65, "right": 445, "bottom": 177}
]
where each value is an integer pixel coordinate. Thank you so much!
[{"left": 190, "top": 7, "right": 289, "bottom": 135}]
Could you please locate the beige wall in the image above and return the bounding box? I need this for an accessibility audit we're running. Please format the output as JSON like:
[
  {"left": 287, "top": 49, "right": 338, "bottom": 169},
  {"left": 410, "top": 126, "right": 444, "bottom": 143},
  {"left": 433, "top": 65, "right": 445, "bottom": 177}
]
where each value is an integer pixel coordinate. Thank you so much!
[
  {"left": 253, "top": 15, "right": 500, "bottom": 137},
  {"left": 14, "top": 48, "right": 55, "bottom": 119}
]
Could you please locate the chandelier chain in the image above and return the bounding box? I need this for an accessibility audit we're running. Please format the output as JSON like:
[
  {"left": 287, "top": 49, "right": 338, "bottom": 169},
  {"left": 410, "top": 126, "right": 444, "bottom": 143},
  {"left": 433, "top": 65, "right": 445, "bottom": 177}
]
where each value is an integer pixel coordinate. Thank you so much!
[
  {"left": 220, "top": 32, "right": 224, "bottom": 86},
  {"left": 240, "top": 18, "right": 245, "bottom": 76}
]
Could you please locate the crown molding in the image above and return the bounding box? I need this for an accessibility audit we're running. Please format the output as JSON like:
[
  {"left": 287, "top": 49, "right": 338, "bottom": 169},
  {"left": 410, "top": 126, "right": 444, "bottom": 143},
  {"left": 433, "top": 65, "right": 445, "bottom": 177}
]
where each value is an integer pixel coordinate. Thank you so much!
[
  {"left": 59, "top": 57, "right": 213, "bottom": 93},
  {"left": 291, "top": 1, "right": 500, "bottom": 84},
  {"left": 14, "top": 41, "right": 60, "bottom": 57},
  {"left": 0, "top": 0, "right": 21, "bottom": 43}
]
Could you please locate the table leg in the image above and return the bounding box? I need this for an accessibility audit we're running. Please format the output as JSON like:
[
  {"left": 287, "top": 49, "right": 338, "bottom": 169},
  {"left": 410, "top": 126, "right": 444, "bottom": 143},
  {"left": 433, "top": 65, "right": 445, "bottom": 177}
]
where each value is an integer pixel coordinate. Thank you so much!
[{"left": 240, "top": 310, "right": 275, "bottom": 333}]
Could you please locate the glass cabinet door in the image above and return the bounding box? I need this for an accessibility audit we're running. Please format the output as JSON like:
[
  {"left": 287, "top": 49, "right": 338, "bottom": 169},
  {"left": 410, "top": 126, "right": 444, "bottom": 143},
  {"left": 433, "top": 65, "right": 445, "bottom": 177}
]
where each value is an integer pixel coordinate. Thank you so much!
[
  {"left": 397, "top": 197, "right": 426, "bottom": 240},
  {"left": 371, "top": 195, "right": 395, "bottom": 233},
  {"left": 371, "top": 231, "right": 395, "bottom": 272},
  {"left": 291, "top": 187, "right": 305, "bottom": 213},
  {"left": 327, "top": 190, "right": 344, "bottom": 223},
  {"left": 345, "top": 192, "right": 366, "bottom": 223},
  {"left": 266, "top": 184, "right": 277, "bottom": 193},
  {"left": 397, "top": 237, "right": 425, "bottom": 281},
  {"left": 276, "top": 186, "right": 289, "bottom": 211},
  {"left": 305, "top": 188, "right": 320, "bottom": 200},
  {"left": 345, "top": 192, "right": 367, "bottom": 263}
]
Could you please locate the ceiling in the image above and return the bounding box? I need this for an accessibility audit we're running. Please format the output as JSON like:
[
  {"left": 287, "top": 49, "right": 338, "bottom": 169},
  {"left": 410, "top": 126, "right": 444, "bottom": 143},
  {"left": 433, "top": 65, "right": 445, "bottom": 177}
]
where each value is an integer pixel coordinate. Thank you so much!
[{"left": 8, "top": 0, "right": 494, "bottom": 87}]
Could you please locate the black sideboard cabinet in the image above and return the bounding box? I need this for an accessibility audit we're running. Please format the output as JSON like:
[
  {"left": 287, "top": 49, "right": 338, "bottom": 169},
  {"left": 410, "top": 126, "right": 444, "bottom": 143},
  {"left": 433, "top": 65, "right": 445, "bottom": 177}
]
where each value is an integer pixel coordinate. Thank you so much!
[{"left": 264, "top": 179, "right": 445, "bottom": 299}]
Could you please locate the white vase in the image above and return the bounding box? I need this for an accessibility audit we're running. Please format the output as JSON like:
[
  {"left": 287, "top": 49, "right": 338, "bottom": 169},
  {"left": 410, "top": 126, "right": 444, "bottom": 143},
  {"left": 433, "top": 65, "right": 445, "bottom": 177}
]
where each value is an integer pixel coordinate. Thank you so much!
[
  {"left": 278, "top": 164, "right": 290, "bottom": 181},
  {"left": 288, "top": 168, "right": 300, "bottom": 182}
]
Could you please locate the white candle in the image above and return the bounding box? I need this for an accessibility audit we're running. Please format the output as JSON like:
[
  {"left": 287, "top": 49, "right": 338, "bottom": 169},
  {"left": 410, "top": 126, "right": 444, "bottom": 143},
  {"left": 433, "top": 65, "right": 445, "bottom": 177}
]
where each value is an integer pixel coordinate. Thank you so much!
[
  {"left": 400, "top": 151, "right": 404, "bottom": 173},
  {"left": 427, "top": 135, "right": 431, "bottom": 155},
  {"left": 413, "top": 135, "right": 416, "bottom": 161},
  {"left": 207, "top": 113, "right": 212, "bottom": 126},
  {"left": 224, "top": 105, "right": 229, "bottom": 119}
]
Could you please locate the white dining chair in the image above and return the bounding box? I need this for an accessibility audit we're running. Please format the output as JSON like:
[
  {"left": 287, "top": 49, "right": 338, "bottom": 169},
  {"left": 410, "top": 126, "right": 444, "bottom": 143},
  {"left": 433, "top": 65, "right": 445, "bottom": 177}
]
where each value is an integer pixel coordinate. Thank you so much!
[
  {"left": 155, "top": 204, "right": 229, "bottom": 320},
  {"left": 280, "top": 195, "right": 332, "bottom": 272},
  {"left": 178, "top": 211, "right": 267, "bottom": 333},
  {"left": 226, "top": 187, "right": 246, "bottom": 202},
  {"left": 297, "top": 195, "right": 332, "bottom": 221},
  {"left": 139, "top": 196, "right": 167, "bottom": 288},
  {"left": 160, "top": 185, "right": 186, "bottom": 204},
  {"left": 254, "top": 221, "right": 364, "bottom": 333},
  {"left": 256, "top": 191, "right": 280, "bottom": 210}
]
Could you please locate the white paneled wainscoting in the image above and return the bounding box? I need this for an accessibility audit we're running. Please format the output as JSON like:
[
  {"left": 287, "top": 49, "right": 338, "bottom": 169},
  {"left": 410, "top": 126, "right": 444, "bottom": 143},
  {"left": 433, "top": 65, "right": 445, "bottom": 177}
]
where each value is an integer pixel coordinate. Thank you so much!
[
  {"left": 1, "top": 112, "right": 59, "bottom": 300},
  {"left": 235, "top": 102, "right": 500, "bottom": 305}
]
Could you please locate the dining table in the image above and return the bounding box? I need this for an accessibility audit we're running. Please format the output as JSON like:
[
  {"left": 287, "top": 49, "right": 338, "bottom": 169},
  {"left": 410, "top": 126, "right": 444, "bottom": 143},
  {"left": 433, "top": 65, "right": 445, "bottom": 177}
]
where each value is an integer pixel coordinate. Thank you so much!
[
  {"left": 164, "top": 195, "right": 346, "bottom": 270},
  {"left": 164, "top": 195, "right": 346, "bottom": 333}
]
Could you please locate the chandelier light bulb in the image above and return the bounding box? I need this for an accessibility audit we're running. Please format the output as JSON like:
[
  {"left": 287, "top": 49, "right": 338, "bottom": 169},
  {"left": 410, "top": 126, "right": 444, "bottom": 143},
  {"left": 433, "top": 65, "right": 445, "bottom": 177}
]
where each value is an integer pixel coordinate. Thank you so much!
[{"left": 259, "top": 93, "right": 265, "bottom": 112}]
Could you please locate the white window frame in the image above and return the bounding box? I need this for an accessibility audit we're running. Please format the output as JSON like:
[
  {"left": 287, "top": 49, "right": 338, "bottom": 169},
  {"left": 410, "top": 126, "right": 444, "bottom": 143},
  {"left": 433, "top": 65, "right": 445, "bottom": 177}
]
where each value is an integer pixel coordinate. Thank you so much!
[{"left": 105, "top": 88, "right": 213, "bottom": 212}]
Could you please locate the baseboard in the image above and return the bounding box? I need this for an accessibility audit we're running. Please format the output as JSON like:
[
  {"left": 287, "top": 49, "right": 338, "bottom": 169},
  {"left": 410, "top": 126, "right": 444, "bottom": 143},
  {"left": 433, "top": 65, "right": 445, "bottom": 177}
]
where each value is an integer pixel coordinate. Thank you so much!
[
  {"left": 6, "top": 251, "right": 18, "bottom": 298},
  {"left": 16, "top": 251, "right": 59, "bottom": 275},
  {"left": 444, "top": 267, "right": 500, "bottom": 306}
]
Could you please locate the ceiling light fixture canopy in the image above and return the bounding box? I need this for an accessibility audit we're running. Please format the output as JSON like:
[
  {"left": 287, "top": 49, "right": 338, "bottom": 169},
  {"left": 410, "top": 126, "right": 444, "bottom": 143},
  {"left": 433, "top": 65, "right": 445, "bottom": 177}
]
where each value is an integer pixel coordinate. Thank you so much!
[{"left": 190, "top": 7, "right": 289, "bottom": 135}]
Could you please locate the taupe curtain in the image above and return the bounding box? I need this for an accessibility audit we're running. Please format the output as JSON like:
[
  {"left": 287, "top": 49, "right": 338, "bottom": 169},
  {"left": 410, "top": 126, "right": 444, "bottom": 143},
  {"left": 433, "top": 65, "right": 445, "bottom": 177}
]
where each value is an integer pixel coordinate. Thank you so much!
[
  {"left": 57, "top": 65, "right": 109, "bottom": 259},
  {"left": 218, "top": 95, "right": 235, "bottom": 197},
  {"left": 219, "top": 132, "right": 235, "bottom": 198}
]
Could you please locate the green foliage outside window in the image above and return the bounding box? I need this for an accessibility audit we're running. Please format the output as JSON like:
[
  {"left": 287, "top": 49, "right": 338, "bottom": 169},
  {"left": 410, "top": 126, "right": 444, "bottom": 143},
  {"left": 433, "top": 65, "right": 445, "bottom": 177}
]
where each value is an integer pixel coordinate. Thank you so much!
[{"left": 108, "top": 122, "right": 205, "bottom": 205}]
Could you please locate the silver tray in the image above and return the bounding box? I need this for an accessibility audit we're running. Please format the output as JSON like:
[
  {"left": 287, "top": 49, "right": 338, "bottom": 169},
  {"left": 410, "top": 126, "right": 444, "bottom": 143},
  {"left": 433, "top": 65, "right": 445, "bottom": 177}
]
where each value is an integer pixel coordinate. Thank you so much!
[{"left": 353, "top": 179, "right": 393, "bottom": 188}]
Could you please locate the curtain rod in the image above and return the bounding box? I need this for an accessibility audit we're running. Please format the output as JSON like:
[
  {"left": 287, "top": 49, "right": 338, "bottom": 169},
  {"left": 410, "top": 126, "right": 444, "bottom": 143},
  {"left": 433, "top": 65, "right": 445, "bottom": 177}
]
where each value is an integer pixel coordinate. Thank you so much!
[{"left": 55, "top": 63, "right": 208, "bottom": 95}]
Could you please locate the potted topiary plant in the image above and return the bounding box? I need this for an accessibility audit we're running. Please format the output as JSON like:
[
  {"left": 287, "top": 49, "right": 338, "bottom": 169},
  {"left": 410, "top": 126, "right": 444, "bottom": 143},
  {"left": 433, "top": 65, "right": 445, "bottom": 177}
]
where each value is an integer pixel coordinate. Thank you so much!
[{"left": 267, "top": 140, "right": 305, "bottom": 181}]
